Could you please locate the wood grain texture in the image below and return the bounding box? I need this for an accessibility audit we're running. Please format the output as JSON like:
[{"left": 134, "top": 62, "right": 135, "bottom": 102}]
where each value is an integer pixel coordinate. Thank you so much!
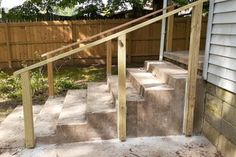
[
  {"left": 183, "top": 3, "right": 203, "bottom": 136},
  {"left": 166, "top": 6, "right": 175, "bottom": 52},
  {"left": 118, "top": 34, "right": 126, "bottom": 141},
  {"left": 0, "top": 17, "right": 207, "bottom": 69},
  {"left": 4, "top": 23, "right": 12, "bottom": 68},
  {"left": 21, "top": 71, "right": 35, "bottom": 148},
  {"left": 47, "top": 55, "right": 54, "bottom": 97},
  {"left": 106, "top": 39, "right": 112, "bottom": 76}
]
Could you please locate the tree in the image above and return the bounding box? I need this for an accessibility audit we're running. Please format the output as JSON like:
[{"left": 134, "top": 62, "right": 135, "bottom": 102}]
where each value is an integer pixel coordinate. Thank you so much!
[
  {"left": 74, "top": 0, "right": 105, "bottom": 18},
  {"left": 106, "top": 0, "right": 152, "bottom": 17},
  {"left": 5, "top": 1, "right": 41, "bottom": 20}
]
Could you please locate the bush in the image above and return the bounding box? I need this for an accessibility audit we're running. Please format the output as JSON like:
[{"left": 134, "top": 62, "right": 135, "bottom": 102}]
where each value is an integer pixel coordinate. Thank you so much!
[
  {"left": 0, "top": 71, "right": 21, "bottom": 100},
  {"left": 55, "top": 76, "right": 83, "bottom": 93}
]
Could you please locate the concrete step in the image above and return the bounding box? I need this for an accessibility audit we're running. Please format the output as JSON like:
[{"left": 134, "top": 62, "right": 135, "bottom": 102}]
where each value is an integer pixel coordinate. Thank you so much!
[
  {"left": 86, "top": 82, "right": 115, "bottom": 113},
  {"left": 144, "top": 61, "right": 205, "bottom": 134},
  {"left": 86, "top": 82, "right": 117, "bottom": 140},
  {"left": 144, "top": 61, "right": 188, "bottom": 88},
  {"left": 107, "top": 75, "right": 146, "bottom": 137},
  {"left": 57, "top": 90, "right": 87, "bottom": 126},
  {"left": 35, "top": 97, "right": 64, "bottom": 144},
  {"left": 127, "top": 68, "right": 174, "bottom": 96},
  {"left": 56, "top": 88, "right": 117, "bottom": 144},
  {"left": 127, "top": 68, "right": 183, "bottom": 136},
  {"left": 0, "top": 105, "right": 43, "bottom": 148},
  {"left": 56, "top": 90, "right": 88, "bottom": 143}
]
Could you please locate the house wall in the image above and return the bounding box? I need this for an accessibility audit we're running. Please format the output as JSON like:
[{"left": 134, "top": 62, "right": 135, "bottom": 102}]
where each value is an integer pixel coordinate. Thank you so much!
[
  {"left": 204, "top": 0, "right": 236, "bottom": 93},
  {"left": 203, "top": 83, "right": 236, "bottom": 157},
  {"left": 203, "top": 1, "right": 236, "bottom": 155}
]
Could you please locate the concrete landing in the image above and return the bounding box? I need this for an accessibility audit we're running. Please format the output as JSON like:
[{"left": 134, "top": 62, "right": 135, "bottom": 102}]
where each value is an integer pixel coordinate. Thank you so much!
[
  {"left": 0, "top": 105, "right": 43, "bottom": 149},
  {"left": 164, "top": 51, "right": 204, "bottom": 70},
  {"left": 4, "top": 136, "right": 218, "bottom": 157}
]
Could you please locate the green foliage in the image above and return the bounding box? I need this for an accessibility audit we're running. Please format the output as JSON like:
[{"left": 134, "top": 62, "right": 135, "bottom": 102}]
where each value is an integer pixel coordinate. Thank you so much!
[
  {"left": 0, "top": 71, "right": 21, "bottom": 100},
  {"left": 31, "top": 70, "right": 47, "bottom": 96},
  {"left": 172, "top": 0, "right": 189, "bottom": 6},
  {"left": 3, "top": 0, "right": 205, "bottom": 20},
  {"left": 55, "top": 76, "right": 82, "bottom": 93},
  {"left": 5, "top": 1, "right": 41, "bottom": 20},
  {"left": 0, "top": 66, "right": 110, "bottom": 103},
  {"left": 106, "top": 0, "right": 151, "bottom": 17},
  {"left": 75, "top": 0, "right": 105, "bottom": 18}
]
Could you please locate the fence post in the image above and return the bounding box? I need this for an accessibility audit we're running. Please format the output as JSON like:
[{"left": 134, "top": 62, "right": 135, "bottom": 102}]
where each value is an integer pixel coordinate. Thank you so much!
[
  {"left": 183, "top": 3, "right": 203, "bottom": 136},
  {"left": 106, "top": 39, "right": 112, "bottom": 76},
  {"left": 5, "top": 22, "right": 12, "bottom": 68},
  {"left": 185, "top": 19, "right": 191, "bottom": 50},
  {"left": 127, "top": 33, "right": 132, "bottom": 64},
  {"left": 21, "top": 71, "right": 35, "bottom": 148},
  {"left": 47, "top": 55, "right": 54, "bottom": 97},
  {"left": 118, "top": 34, "right": 126, "bottom": 141},
  {"left": 166, "top": 6, "right": 175, "bottom": 52}
]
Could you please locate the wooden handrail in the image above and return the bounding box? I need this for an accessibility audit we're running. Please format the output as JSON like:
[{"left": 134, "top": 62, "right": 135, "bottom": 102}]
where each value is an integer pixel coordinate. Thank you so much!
[
  {"left": 41, "top": 5, "right": 176, "bottom": 57},
  {"left": 14, "top": 0, "right": 207, "bottom": 76}
]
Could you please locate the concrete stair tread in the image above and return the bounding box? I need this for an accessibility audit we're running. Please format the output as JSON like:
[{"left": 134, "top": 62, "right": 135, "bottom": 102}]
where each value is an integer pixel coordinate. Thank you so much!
[
  {"left": 87, "top": 82, "right": 115, "bottom": 113},
  {"left": 145, "top": 61, "right": 188, "bottom": 79},
  {"left": 108, "top": 75, "right": 145, "bottom": 102},
  {"left": 127, "top": 68, "right": 174, "bottom": 92},
  {"left": 57, "top": 90, "right": 87, "bottom": 125},
  {"left": 35, "top": 97, "right": 64, "bottom": 137}
]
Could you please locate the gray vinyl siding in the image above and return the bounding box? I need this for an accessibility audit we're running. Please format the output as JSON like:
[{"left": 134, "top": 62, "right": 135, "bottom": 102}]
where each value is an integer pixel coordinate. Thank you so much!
[{"left": 204, "top": 0, "right": 236, "bottom": 93}]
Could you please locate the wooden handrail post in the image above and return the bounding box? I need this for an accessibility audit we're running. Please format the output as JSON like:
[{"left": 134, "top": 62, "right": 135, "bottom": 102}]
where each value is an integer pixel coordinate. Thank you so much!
[
  {"left": 47, "top": 55, "right": 54, "bottom": 97},
  {"left": 21, "top": 71, "right": 35, "bottom": 148},
  {"left": 106, "top": 39, "right": 112, "bottom": 76},
  {"left": 166, "top": 5, "right": 175, "bottom": 52},
  {"left": 183, "top": 2, "right": 203, "bottom": 136},
  {"left": 118, "top": 34, "right": 126, "bottom": 141}
]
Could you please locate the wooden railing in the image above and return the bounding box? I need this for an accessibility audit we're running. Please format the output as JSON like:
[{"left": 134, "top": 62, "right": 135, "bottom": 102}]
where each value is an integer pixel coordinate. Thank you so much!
[
  {"left": 42, "top": 5, "right": 175, "bottom": 97},
  {"left": 14, "top": 0, "right": 207, "bottom": 148}
]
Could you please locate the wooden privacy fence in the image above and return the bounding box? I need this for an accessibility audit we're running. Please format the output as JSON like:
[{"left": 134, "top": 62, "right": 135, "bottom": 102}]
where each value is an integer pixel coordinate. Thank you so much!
[{"left": 0, "top": 17, "right": 207, "bottom": 69}]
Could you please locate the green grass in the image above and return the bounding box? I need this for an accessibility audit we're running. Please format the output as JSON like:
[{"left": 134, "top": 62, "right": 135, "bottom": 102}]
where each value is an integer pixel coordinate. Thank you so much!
[{"left": 0, "top": 65, "right": 119, "bottom": 121}]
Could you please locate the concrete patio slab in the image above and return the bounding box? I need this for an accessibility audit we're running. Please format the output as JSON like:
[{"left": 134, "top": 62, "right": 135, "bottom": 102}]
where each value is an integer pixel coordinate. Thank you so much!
[
  {"left": 0, "top": 105, "right": 43, "bottom": 149},
  {"left": 1, "top": 136, "right": 219, "bottom": 157}
]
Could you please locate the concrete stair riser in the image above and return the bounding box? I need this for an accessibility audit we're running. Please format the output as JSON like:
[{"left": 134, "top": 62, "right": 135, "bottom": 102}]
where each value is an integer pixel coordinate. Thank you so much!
[{"left": 86, "top": 111, "right": 117, "bottom": 139}]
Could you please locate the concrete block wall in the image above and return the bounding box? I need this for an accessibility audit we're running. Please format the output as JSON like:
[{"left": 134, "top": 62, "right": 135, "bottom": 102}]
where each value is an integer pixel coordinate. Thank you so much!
[{"left": 203, "top": 83, "right": 236, "bottom": 157}]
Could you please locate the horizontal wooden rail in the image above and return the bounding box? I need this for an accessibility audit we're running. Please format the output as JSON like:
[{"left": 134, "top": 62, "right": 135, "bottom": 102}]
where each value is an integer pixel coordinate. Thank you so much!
[
  {"left": 14, "top": 0, "right": 207, "bottom": 76},
  {"left": 41, "top": 5, "right": 175, "bottom": 57}
]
